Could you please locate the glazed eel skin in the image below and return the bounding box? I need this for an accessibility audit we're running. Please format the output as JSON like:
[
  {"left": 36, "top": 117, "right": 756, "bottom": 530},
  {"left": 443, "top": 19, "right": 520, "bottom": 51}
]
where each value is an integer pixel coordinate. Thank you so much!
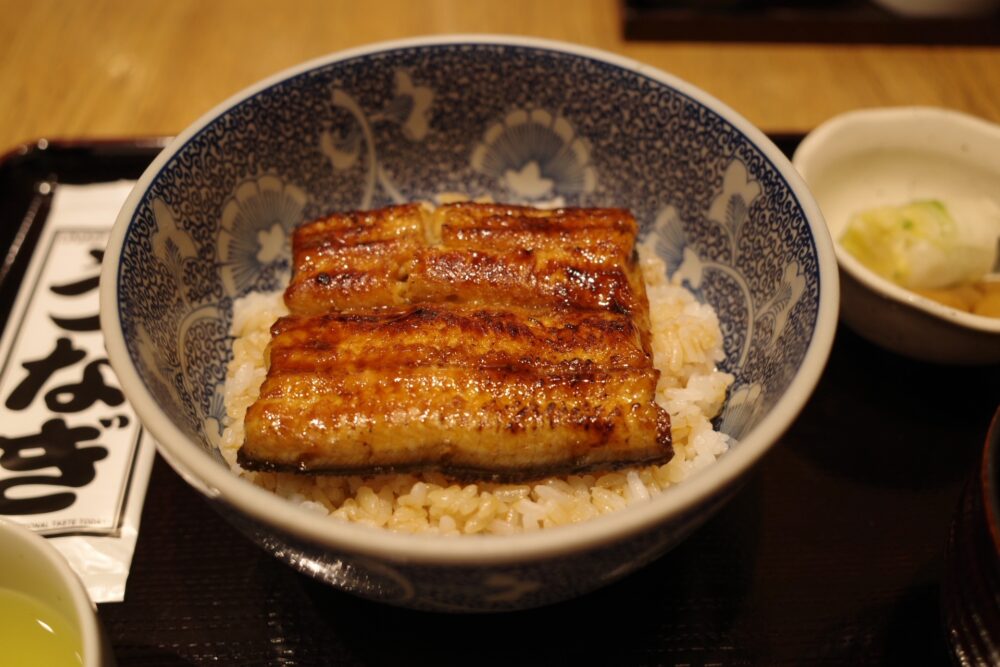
[{"left": 239, "top": 202, "right": 672, "bottom": 481}]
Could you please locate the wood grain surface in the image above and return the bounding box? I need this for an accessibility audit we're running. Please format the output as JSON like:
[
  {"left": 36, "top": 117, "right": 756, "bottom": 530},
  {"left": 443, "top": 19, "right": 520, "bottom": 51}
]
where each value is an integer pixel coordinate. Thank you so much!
[{"left": 1, "top": 0, "right": 999, "bottom": 151}]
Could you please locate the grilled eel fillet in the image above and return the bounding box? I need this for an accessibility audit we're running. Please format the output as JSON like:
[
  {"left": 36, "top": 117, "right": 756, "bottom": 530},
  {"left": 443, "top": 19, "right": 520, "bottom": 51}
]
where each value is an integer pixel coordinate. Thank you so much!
[
  {"left": 284, "top": 203, "right": 649, "bottom": 326},
  {"left": 239, "top": 203, "right": 672, "bottom": 481}
]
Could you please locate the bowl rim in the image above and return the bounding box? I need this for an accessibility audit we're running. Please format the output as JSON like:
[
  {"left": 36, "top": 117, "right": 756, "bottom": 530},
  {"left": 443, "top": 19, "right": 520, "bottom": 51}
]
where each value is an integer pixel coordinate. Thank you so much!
[
  {"left": 0, "top": 518, "right": 102, "bottom": 665},
  {"left": 983, "top": 407, "right": 1000, "bottom": 556},
  {"left": 101, "top": 34, "right": 839, "bottom": 564},
  {"left": 792, "top": 105, "right": 1000, "bottom": 334}
]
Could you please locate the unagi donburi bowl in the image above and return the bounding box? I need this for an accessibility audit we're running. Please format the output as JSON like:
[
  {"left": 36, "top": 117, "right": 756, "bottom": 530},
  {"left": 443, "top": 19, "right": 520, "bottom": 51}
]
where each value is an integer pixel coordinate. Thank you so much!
[{"left": 100, "top": 36, "right": 838, "bottom": 611}]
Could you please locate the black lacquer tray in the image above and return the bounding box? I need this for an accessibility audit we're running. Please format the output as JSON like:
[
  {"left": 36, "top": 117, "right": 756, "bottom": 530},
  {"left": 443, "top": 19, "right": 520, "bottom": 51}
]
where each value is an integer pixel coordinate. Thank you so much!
[
  {"left": 1, "top": 136, "right": 997, "bottom": 665},
  {"left": 622, "top": 0, "right": 1000, "bottom": 45}
]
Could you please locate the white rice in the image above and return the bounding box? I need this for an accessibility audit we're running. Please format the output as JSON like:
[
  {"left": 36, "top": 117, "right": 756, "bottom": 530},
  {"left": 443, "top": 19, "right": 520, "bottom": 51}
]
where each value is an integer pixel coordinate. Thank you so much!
[{"left": 218, "top": 246, "right": 734, "bottom": 535}]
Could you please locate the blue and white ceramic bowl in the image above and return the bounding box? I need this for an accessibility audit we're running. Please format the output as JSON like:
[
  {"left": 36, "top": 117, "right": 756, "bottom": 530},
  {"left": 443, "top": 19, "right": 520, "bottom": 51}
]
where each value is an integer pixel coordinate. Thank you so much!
[{"left": 101, "top": 36, "right": 838, "bottom": 611}]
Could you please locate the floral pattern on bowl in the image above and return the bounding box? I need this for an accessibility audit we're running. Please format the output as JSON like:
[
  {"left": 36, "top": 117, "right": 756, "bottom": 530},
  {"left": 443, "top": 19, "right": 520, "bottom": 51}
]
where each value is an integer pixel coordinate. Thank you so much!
[
  {"left": 646, "top": 159, "right": 809, "bottom": 438},
  {"left": 218, "top": 175, "right": 307, "bottom": 297},
  {"left": 471, "top": 108, "right": 596, "bottom": 205}
]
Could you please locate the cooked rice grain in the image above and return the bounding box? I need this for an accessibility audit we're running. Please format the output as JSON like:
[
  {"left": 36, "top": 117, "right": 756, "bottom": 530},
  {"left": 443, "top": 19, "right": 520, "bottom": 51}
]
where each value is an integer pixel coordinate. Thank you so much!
[{"left": 218, "top": 245, "right": 734, "bottom": 534}]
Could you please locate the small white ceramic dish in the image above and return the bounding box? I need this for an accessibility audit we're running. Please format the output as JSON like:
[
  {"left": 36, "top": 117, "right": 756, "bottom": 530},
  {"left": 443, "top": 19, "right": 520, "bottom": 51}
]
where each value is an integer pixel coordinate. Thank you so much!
[
  {"left": 872, "top": 0, "right": 1000, "bottom": 17},
  {"left": 0, "top": 519, "right": 113, "bottom": 666},
  {"left": 793, "top": 106, "right": 1000, "bottom": 365}
]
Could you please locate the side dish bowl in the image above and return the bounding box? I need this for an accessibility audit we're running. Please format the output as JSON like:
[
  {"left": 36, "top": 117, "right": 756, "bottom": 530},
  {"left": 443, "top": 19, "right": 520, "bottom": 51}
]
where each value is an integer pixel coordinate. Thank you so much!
[
  {"left": 793, "top": 107, "right": 1000, "bottom": 365},
  {"left": 101, "top": 35, "right": 838, "bottom": 611}
]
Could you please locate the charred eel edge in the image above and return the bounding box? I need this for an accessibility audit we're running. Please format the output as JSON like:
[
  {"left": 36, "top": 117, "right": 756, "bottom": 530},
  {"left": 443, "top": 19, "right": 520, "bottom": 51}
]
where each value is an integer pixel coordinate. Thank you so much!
[{"left": 236, "top": 442, "right": 674, "bottom": 485}]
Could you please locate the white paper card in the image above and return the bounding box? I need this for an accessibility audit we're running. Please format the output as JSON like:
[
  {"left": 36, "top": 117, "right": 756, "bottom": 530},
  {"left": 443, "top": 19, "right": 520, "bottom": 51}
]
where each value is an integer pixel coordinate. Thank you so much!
[{"left": 0, "top": 181, "right": 156, "bottom": 602}]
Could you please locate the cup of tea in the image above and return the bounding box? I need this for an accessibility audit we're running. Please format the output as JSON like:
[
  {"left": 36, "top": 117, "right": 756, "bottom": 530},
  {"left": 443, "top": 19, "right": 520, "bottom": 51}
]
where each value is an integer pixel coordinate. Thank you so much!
[{"left": 0, "top": 518, "right": 113, "bottom": 666}]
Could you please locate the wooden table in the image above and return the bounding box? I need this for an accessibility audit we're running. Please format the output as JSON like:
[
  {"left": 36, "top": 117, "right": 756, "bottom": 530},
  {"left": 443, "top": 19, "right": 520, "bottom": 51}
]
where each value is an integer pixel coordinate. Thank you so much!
[{"left": 2, "top": 0, "right": 1000, "bottom": 152}]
